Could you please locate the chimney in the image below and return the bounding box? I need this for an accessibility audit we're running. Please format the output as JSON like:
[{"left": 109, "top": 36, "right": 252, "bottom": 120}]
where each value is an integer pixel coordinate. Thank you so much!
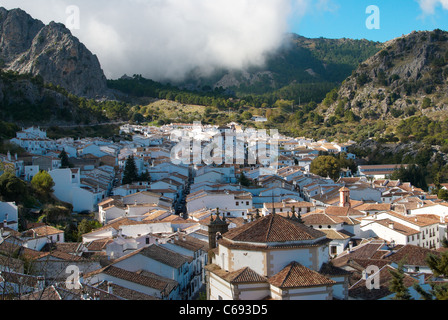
[
  {"left": 37, "top": 276, "right": 45, "bottom": 291},
  {"left": 107, "top": 281, "right": 114, "bottom": 295},
  {"left": 348, "top": 241, "right": 353, "bottom": 252},
  {"left": 389, "top": 222, "right": 395, "bottom": 230}
]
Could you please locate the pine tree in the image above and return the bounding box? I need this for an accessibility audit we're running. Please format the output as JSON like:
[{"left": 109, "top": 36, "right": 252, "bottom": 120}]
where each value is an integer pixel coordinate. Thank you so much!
[
  {"left": 238, "top": 172, "right": 251, "bottom": 187},
  {"left": 122, "top": 155, "right": 138, "bottom": 185},
  {"left": 413, "top": 251, "right": 448, "bottom": 300},
  {"left": 59, "top": 149, "right": 70, "bottom": 169},
  {"left": 389, "top": 261, "right": 413, "bottom": 300}
]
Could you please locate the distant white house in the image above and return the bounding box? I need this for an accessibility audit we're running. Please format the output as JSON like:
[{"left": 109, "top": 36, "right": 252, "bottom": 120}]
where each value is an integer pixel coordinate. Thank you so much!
[
  {"left": 251, "top": 116, "right": 268, "bottom": 123},
  {"left": 0, "top": 202, "right": 19, "bottom": 231},
  {"left": 360, "top": 211, "right": 441, "bottom": 249},
  {"left": 186, "top": 190, "right": 253, "bottom": 218},
  {"left": 49, "top": 168, "right": 104, "bottom": 213}
]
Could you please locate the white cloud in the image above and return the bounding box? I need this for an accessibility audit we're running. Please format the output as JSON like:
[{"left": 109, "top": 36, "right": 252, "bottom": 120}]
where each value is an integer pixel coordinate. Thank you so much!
[
  {"left": 1, "top": 0, "right": 325, "bottom": 81},
  {"left": 417, "top": 0, "right": 448, "bottom": 15}
]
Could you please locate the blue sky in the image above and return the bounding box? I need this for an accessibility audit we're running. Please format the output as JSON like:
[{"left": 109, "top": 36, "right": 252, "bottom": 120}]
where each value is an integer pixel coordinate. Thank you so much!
[{"left": 290, "top": 0, "right": 448, "bottom": 42}]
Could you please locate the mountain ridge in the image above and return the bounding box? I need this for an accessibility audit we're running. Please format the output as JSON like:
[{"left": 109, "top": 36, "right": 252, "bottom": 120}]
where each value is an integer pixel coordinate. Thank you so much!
[
  {"left": 318, "top": 29, "right": 448, "bottom": 122},
  {"left": 0, "top": 7, "right": 110, "bottom": 99}
]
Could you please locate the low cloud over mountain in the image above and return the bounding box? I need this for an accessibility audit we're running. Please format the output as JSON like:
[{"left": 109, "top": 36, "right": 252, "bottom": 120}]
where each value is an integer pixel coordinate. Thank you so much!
[{"left": 2, "top": 0, "right": 313, "bottom": 81}]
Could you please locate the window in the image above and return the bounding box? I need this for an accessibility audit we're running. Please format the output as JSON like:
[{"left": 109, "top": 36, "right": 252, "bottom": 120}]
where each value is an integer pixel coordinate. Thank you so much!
[
  {"left": 331, "top": 246, "right": 337, "bottom": 255},
  {"left": 236, "top": 202, "right": 239, "bottom": 206},
  {"left": 246, "top": 201, "right": 249, "bottom": 206}
]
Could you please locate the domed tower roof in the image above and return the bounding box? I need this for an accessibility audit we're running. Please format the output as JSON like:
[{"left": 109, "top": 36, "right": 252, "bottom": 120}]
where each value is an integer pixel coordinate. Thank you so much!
[{"left": 223, "top": 214, "right": 326, "bottom": 244}]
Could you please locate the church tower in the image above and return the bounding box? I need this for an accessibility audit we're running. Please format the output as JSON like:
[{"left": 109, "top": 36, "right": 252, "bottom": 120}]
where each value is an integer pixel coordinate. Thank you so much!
[
  {"left": 207, "top": 208, "right": 229, "bottom": 250},
  {"left": 339, "top": 187, "right": 351, "bottom": 208}
]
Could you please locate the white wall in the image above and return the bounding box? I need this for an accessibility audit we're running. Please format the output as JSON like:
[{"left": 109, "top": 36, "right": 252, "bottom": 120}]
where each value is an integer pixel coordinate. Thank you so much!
[{"left": 0, "top": 202, "right": 18, "bottom": 230}]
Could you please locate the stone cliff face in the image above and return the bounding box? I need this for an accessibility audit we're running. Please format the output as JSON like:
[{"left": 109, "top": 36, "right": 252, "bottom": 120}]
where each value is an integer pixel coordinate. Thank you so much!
[
  {"left": 0, "top": 7, "right": 109, "bottom": 99},
  {"left": 320, "top": 29, "right": 448, "bottom": 121}
]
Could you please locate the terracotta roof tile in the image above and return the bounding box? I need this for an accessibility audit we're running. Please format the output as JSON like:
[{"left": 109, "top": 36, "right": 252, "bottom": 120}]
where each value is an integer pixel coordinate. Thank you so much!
[
  {"left": 269, "top": 262, "right": 335, "bottom": 288},
  {"left": 223, "top": 214, "right": 326, "bottom": 243},
  {"left": 227, "top": 267, "right": 268, "bottom": 284}
]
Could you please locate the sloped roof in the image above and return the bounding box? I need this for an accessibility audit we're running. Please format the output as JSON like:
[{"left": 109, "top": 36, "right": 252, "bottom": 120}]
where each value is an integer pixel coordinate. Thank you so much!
[
  {"left": 227, "top": 267, "right": 268, "bottom": 284},
  {"left": 139, "top": 245, "right": 193, "bottom": 268},
  {"left": 385, "top": 244, "right": 440, "bottom": 266},
  {"left": 223, "top": 214, "right": 326, "bottom": 243},
  {"left": 325, "top": 206, "right": 365, "bottom": 217},
  {"left": 348, "top": 265, "right": 417, "bottom": 300},
  {"left": 88, "top": 266, "right": 178, "bottom": 294},
  {"left": 269, "top": 262, "right": 336, "bottom": 289}
]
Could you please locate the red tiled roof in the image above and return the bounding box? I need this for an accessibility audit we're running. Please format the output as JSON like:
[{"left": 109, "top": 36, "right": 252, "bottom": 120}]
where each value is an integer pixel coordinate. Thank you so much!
[
  {"left": 224, "top": 214, "right": 326, "bottom": 243},
  {"left": 269, "top": 262, "right": 335, "bottom": 288}
]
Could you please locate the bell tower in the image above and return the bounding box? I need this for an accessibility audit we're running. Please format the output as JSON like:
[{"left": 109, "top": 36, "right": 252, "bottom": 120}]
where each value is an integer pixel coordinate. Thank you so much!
[
  {"left": 207, "top": 208, "right": 229, "bottom": 250},
  {"left": 339, "top": 187, "right": 351, "bottom": 208}
]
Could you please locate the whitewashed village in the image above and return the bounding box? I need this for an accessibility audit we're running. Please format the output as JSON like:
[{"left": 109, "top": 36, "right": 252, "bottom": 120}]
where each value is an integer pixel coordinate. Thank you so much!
[{"left": 0, "top": 122, "right": 447, "bottom": 301}]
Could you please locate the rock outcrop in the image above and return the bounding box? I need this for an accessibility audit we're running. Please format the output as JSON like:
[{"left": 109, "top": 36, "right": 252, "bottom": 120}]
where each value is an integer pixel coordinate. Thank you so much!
[
  {"left": 0, "top": 7, "right": 110, "bottom": 99},
  {"left": 320, "top": 29, "right": 448, "bottom": 121}
]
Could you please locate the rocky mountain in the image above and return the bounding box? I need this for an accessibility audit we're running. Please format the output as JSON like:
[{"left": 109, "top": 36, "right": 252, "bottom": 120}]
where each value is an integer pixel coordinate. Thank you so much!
[
  {"left": 0, "top": 7, "right": 109, "bottom": 99},
  {"left": 320, "top": 29, "right": 448, "bottom": 121}
]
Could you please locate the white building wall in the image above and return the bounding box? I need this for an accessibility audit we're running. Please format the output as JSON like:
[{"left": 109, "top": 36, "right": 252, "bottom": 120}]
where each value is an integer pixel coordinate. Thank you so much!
[
  {"left": 285, "top": 285, "right": 331, "bottom": 300},
  {"left": 230, "top": 249, "right": 266, "bottom": 276},
  {"left": 0, "top": 202, "right": 18, "bottom": 230},
  {"left": 360, "top": 223, "right": 414, "bottom": 246},
  {"left": 236, "top": 283, "right": 270, "bottom": 300},
  {"left": 208, "top": 273, "right": 234, "bottom": 300},
  {"left": 101, "top": 206, "right": 127, "bottom": 224},
  {"left": 269, "top": 248, "right": 314, "bottom": 275},
  {"left": 120, "top": 223, "right": 173, "bottom": 238},
  {"left": 113, "top": 253, "right": 179, "bottom": 283}
]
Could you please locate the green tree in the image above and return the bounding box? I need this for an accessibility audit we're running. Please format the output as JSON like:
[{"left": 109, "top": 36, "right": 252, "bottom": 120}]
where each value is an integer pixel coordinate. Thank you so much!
[
  {"left": 122, "top": 155, "right": 139, "bottom": 185},
  {"left": 31, "top": 170, "right": 55, "bottom": 197},
  {"left": 238, "top": 172, "right": 251, "bottom": 187},
  {"left": 439, "top": 189, "right": 448, "bottom": 201},
  {"left": 138, "top": 170, "right": 151, "bottom": 182},
  {"left": 414, "top": 251, "right": 448, "bottom": 300},
  {"left": 58, "top": 149, "right": 70, "bottom": 169},
  {"left": 41, "top": 204, "right": 71, "bottom": 224},
  {"left": 310, "top": 156, "right": 341, "bottom": 181},
  {"left": 0, "top": 171, "right": 27, "bottom": 202},
  {"left": 241, "top": 111, "right": 253, "bottom": 121},
  {"left": 389, "top": 261, "right": 413, "bottom": 300},
  {"left": 77, "top": 219, "right": 102, "bottom": 241}
]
